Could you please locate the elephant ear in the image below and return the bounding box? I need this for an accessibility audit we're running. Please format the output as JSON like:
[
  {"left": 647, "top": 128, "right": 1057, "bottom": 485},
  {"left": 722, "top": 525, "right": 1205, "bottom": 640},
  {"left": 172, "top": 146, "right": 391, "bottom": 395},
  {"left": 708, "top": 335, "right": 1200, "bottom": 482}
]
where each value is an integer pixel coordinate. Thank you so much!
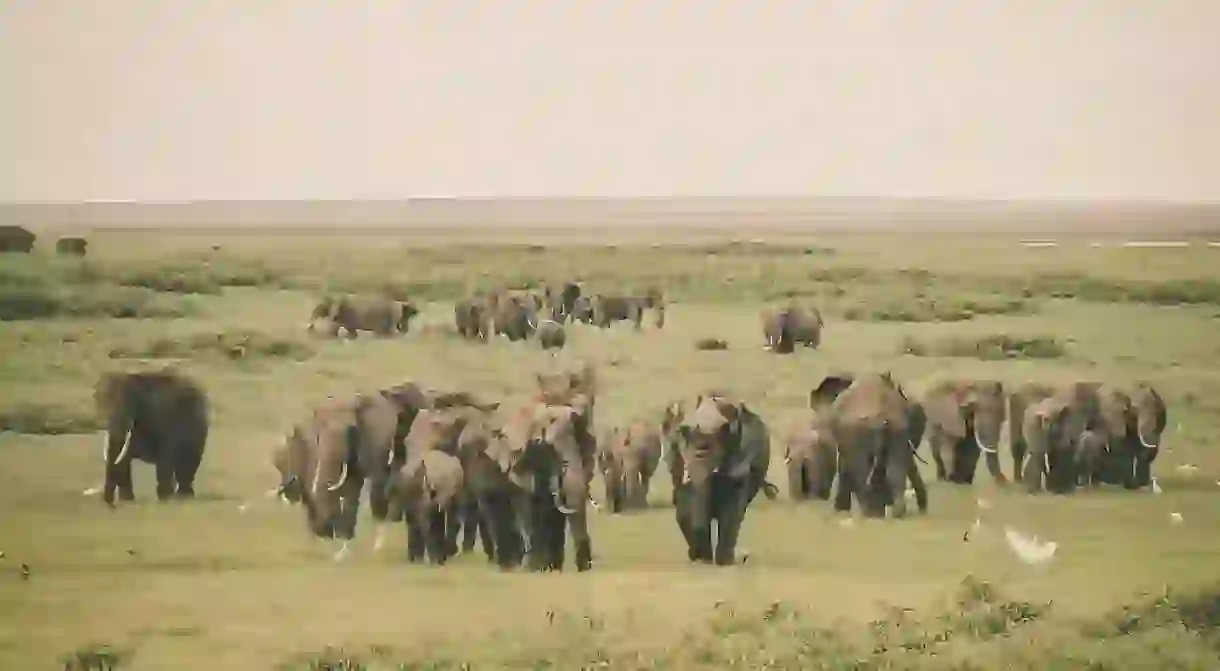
[
  {"left": 688, "top": 397, "right": 731, "bottom": 435},
  {"left": 923, "top": 387, "right": 968, "bottom": 439},
  {"left": 724, "top": 407, "right": 767, "bottom": 480},
  {"left": 1096, "top": 385, "right": 1131, "bottom": 440}
]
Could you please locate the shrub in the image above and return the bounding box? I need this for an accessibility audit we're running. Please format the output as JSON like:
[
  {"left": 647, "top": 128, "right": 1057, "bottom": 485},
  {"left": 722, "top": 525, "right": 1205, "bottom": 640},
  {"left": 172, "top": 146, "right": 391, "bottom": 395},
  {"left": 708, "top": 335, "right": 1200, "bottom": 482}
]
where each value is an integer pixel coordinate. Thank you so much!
[
  {"left": 901, "top": 334, "right": 1067, "bottom": 360},
  {"left": 0, "top": 402, "right": 102, "bottom": 435},
  {"left": 844, "top": 297, "right": 1032, "bottom": 323},
  {"left": 108, "top": 330, "right": 316, "bottom": 362},
  {"left": 695, "top": 337, "right": 729, "bottom": 351}
]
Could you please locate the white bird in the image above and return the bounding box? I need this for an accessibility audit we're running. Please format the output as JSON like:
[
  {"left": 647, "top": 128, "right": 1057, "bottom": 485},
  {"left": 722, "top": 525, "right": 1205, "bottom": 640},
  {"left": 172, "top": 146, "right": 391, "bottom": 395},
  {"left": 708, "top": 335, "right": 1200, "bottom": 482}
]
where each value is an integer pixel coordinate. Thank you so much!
[
  {"left": 1170, "top": 512, "right": 1184, "bottom": 525},
  {"left": 82, "top": 486, "right": 101, "bottom": 496},
  {"left": 236, "top": 503, "right": 248, "bottom": 514},
  {"left": 838, "top": 517, "right": 855, "bottom": 529},
  {"left": 976, "top": 498, "right": 992, "bottom": 510},
  {"left": 1176, "top": 464, "right": 1198, "bottom": 474},
  {"left": 1004, "top": 527, "right": 1058, "bottom": 565}
]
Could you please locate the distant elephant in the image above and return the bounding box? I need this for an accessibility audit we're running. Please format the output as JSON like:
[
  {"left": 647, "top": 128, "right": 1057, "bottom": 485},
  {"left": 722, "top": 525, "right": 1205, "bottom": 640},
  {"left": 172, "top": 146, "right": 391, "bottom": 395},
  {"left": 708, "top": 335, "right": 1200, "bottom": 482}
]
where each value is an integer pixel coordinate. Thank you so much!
[
  {"left": 531, "top": 317, "right": 566, "bottom": 350},
  {"left": 0, "top": 225, "right": 35, "bottom": 253},
  {"left": 826, "top": 373, "right": 927, "bottom": 518},
  {"left": 591, "top": 294, "right": 647, "bottom": 329},
  {"left": 761, "top": 304, "right": 823, "bottom": 353},
  {"left": 570, "top": 295, "right": 595, "bottom": 324},
  {"left": 385, "top": 450, "right": 466, "bottom": 565},
  {"left": 665, "top": 394, "right": 779, "bottom": 565},
  {"left": 454, "top": 298, "right": 491, "bottom": 341},
  {"left": 1075, "top": 428, "right": 1109, "bottom": 488},
  {"left": 94, "top": 369, "right": 210, "bottom": 507},
  {"left": 597, "top": 421, "right": 662, "bottom": 512},
  {"left": 56, "top": 236, "right": 88, "bottom": 256},
  {"left": 310, "top": 295, "right": 419, "bottom": 338},
  {"left": 1019, "top": 396, "right": 1079, "bottom": 494},
  {"left": 490, "top": 294, "right": 537, "bottom": 341},
  {"left": 922, "top": 379, "right": 1007, "bottom": 485}
]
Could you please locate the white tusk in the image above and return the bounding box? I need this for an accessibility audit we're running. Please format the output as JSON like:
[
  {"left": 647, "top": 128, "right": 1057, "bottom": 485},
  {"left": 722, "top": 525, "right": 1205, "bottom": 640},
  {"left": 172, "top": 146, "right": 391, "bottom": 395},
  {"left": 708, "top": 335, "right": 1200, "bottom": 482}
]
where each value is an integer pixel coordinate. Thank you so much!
[
  {"left": 973, "top": 423, "right": 997, "bottom": 454},
  {"left": 681, "top": 466, "right": 691, "bottom": 485},
  {"left": 327, "top": 462, "right": 349, "bottom": 492},
  {"left": 783, "top": 455, "right": 791, "bottom": 465},
  {"left": 1138, "top": 428, "right": 1159, "bottom": 450}
]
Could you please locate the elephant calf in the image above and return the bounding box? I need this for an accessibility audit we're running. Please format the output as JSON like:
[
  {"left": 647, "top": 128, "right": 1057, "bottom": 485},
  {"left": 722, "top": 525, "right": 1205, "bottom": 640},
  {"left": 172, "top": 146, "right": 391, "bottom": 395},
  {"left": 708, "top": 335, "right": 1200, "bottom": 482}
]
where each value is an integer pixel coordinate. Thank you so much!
[
  {"left": 784, "top": 415, "right": 837, "bottom": 502},
  {"left": 386, "top": 451, "right": 466, "bottom": 565},
  {"left": 1075, "top": 428, "right": 1108, "bottom": 488},
  {"left": 597, "top": 422, "right": 662, "bottom": 513},
  {"left": 533, "top": 318, "right": 566, "bottom": 350}
]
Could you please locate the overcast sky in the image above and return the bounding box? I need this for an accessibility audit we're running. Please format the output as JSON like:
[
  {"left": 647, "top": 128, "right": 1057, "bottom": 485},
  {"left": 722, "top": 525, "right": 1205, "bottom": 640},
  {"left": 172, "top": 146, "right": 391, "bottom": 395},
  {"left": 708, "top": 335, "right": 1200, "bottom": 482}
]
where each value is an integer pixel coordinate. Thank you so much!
[{"left": 1, "top": 1, "right": 1218, "bottom": 203}]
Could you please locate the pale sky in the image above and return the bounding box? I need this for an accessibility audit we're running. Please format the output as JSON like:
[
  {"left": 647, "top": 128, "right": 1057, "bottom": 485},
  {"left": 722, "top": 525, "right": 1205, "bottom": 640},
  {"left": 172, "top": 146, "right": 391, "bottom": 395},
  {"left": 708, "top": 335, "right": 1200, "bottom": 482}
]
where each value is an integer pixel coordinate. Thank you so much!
[{"left": 1, "top": 1, "right": 1218, "bottom": 202}]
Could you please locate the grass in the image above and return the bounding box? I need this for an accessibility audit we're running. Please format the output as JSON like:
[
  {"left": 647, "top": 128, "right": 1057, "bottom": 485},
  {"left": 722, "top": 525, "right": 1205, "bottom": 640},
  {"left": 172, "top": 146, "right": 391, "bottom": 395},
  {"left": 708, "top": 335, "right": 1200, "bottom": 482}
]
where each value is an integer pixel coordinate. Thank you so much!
[{"left": 3, "top": 227, "right": 1220, "bottom": 669}]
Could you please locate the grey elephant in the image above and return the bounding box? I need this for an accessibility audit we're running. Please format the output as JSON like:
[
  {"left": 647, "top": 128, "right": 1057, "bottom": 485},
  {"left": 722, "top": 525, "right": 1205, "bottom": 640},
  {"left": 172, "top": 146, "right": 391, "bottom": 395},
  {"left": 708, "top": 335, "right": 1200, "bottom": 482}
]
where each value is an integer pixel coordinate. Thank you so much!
[
  {"left": 94, "top": 368, "right": 210, "bottom": 507},
  {"left": 522, "top": 404, "right": 596, "bottom": 572},
  {"left": 923, "top": 379, "right": 1007, "bottom": 485},
  {"left": 531, "top": 317, "right": 566, "bottom": 350},
  {"left": 309, "top": 294, "right": 419, "bottom": 338},
  {"left": 279, "top": 398, "right": 369, "bottom": 550},
  {"left": 590, "top": 294, "right": 647, "bottom": 329},
  {"left": 385, "top": 450, "right": 466, "bottom": 565},
  {"left": 826, "top": 373, "right": 928, "bottom": 518},
  {"left": 761, "top": 304, "right": 823, "bottom": 354},
  {"left": 1009, "top": 381, "right": 1167, "bottom": 491},
  {"left": 1019, "top": 395, "right": 1080, "bottom": 494},
  {"left": 454, "top": 297, "right": 491, "bottom": 341},
  {"left": 570, "top": 295, "right": 595, "bottom": 324},
  {"left": 664, "top": 394, "right": 779, "bottom": 565},
  {"left": 597, "top": 421, "right": 662, "bottom": 513},
  {"left": 1075, "top": 428, "right": 1109, "bottom": 488},
  {"left": 489, "top": 294, "right": 538, "bottom": 341}
]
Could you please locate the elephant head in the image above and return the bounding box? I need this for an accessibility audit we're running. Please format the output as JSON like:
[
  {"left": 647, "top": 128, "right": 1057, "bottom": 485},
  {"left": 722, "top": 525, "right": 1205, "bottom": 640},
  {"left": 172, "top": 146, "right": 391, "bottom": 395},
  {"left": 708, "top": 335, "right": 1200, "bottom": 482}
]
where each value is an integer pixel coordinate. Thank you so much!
[
  {"left": 672, "top": 395, "right": 750, "bottom": 531},
  {"left": 598, "top": 424, "right": 658, "bottom": 512},
  {"left": 303, "top": 410, "right": 359, "bottom": 539},
  {"left": 923, "top": 380, "right": 1007, "bottom": 484},
  {"left": 1020, "top": 396, "right": 1076, "bottom": 493}
]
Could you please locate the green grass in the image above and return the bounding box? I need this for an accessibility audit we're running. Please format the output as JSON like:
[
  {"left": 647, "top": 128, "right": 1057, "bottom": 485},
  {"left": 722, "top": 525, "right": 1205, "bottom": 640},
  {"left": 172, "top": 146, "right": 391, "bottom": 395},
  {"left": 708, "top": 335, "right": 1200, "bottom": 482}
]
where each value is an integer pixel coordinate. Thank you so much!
[{"left": 3, "top": 228, "right": 1220, "bottom": 669}]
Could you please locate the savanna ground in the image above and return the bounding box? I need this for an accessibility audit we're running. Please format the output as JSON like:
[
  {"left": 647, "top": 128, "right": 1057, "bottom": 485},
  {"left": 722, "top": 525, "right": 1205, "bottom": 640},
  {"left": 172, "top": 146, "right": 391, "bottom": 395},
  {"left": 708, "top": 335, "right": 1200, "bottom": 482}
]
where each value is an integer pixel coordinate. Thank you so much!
[{"left": 3, "top": 225, "right": 1220, "bottom": 669}]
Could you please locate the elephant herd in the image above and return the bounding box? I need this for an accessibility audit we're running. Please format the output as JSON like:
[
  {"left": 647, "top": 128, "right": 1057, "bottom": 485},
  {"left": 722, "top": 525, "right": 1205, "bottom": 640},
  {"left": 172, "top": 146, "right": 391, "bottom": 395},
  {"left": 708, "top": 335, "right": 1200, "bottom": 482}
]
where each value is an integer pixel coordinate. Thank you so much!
[
  {"left": 784, "top": 375, "right": 1169, "bottom": 517},
  {"left": 89, "top": 363, "right": 1168, "bottom": 572}
]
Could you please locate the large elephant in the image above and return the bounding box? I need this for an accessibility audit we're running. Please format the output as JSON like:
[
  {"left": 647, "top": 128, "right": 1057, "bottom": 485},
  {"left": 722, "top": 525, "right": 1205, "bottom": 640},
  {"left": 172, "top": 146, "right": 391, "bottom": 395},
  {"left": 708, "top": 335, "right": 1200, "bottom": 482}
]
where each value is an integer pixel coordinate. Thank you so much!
[
  {"left": 761, "top": 305, "right": 823, "bottom": 354},
  {"left": 1019, "top": 396, "right": 1080, "bottom": 494},
  {"left": 385, "top": 450, "right": 466, "bottom": 565},
  {"left": 826, "top": 373, "right": 926, "bottom": 518},
  {"left": 589, "top": 294, "right": 645, "bottom": 329},
  {"left": 310, "top": 294, "right": 419, "bottom": 338},
  {"left": 489, "top": 294, "right": 538, "bottom": 341},
  {"left": 665, "top": 395, "right": 778, "bottom": 565},
  {"left": 521, "top": 404, "right": 596, "bottom": 572},
  {"left": 922, "top": 379, "right": 1007, "bottom": 485},
  {"left": 280, "top": 398, "right": 368, "bottom": 553},
  {"left": 530, "top": 317, "right": 566, "bottom": 350},
  {"left": 597, "top": 421, "right": 662, "bottom": 513},
  {"left": 570, "top": 295, "right": 595, "bottom": 324},
  {"left": 94, "top": 369, "right": 210, "bottom": 507}
]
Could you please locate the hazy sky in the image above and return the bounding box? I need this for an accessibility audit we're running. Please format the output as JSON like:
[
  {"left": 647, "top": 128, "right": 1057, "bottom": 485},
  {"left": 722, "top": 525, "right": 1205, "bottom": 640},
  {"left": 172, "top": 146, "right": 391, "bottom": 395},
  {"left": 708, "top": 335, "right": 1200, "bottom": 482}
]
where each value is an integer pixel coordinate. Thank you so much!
[{"left": 2, "top": 1, "right": 1218, "bottom": 202}]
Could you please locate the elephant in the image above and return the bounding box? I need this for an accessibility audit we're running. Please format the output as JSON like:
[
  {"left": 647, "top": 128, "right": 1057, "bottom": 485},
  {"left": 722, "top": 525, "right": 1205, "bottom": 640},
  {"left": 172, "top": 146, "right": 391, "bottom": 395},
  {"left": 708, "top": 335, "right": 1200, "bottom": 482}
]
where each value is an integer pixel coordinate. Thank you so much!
[
  {"left": 519, "top": 404, "right": 596, "bottom": 572},
  {"left": 309, "top": 295, "right": 419, "bottom": 338},
  {"left": 93, "top": 369, "right": 210, "bottom": 507},
  {"left": 793, "top": 374, "right": 928, "bottom": 512},
  {"left": 1019, "top": 396, "right": 1080, "bottom": 494},
  {"left": 56, "top": 236, "right": 88, "bottom": 256},
  {"left": 489, "top": 294, "right": 537, "bottom": 341},
  {"left": 761, "top": 305, "right": 823, "bottom": 353},
  {"left": 385, "top": 450, "right": 466, "bottom": 565},
  {"left": 1007, "top": 382, "right": 1057, "bottom": 483},
  {"left": 590, "top": 294, "right": 648, "bottom": 330},
  {"left": 826, "top": 373, "right": 927, "bottom": 518},
  {"left": 664, "top": 394, "right": 779, "bottom": 565},
  {"left": 570, "top": 295, "right": 595, "bottom": 324},
  {"left": 556, "top": 282, "right": 583, "bottom": 319},
  {"left": 1075, "top": 428, "right": 1109, "bottom": 488},
  {"left": 454, "top": 297, "right": 491, "bottom": 341},
  {"left": 0, "top": 225, "right": 35, "bottom": 253},
  {"left": 922, "top": 379, "right": 1007, "bottom": 485},
  {"left": 597, "top": 421, "right": 662, "bottom": 513},
  {"left": 531, "top": 317, "right": 566, "bottom": 350}
]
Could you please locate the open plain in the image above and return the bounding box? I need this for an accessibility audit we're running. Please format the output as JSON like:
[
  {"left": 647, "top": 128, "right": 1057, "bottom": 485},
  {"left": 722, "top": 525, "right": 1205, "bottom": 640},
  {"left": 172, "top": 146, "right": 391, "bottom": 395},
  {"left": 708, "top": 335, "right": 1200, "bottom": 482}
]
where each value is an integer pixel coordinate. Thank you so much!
[{"left": 3, "top": 223, "right": 1220, "bottom": 670}]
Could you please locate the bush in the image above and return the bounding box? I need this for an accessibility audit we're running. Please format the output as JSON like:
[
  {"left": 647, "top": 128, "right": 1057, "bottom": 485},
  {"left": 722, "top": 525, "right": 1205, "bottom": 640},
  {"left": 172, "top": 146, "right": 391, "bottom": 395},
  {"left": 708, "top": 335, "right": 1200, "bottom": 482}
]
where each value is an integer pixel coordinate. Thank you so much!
[
  {"left": 0, "top": 279, "right": 193, "bottom": 321},
  {"left": 843, "top": 297, "right": 1032, "bottom": 323},
  {"left": 0, "top": 402, "right": 101, "bottom": 435},
  {"left": 108, "top": 330, "right": 316, "bottom": 362},
  {"left": 901, "top": 334, "right": 1067, "bottom": 360},
  {"left": 695, "top": 337, "right": 729, "bottom": 351}
]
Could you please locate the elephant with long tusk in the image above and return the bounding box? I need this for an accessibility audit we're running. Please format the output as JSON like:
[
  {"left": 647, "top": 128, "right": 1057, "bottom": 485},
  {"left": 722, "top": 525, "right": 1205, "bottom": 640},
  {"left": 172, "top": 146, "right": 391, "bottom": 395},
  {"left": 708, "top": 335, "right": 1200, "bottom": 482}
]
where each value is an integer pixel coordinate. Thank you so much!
[{"left": 922, "top": 379, "right": 1008, "bottom": 486}]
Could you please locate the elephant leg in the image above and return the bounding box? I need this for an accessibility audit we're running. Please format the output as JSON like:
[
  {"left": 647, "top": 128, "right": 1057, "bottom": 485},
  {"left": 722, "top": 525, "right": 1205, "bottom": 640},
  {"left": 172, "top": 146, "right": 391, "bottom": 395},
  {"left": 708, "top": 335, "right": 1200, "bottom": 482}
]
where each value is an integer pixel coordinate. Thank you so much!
[
  {"left": 713, "top": 478, "right": 751, "bottom": 566},
  {"left": 883, "top": 448, "right": 909, "bottom": 519},
  {"left": 479, "top": 494, "right": 516, "bottom": 569},
  {"left": 114, "top": 459, "right": 136, "bottom": 502},
  {"left": 931, "top": 434, "right": 952, "bottom": 482},
  {"left": 474, "top": 504, "right": 496, "bottom": 563},
  {"left": 1022, "top": 451, "right": 1045, "bottom": 494},
  {"left": 832, "top": 464, "right": 855, "bottom": 513},
  {"left": 155, "top": 457, "right": 176, "bottom": 502},
  {"left": 517, "top": 494, "right": 547, "bottom": 572},
  {"left": 336, "top": 478, "right": 364, "bottom": 540},
  {"left": 1011, "top": 438, "right": 1027, "bottom": 484},
  {"left": 443, "top": 506, "right": 461, "bottom": 558},
  {"left": 787, "top": 460, "right": 807, "bottom": 502},
  {"left": 549, "top": 507, "right": 568, "bottom": 571},
  {"left": 171, "top": 443, "right": 202, "bottom": 499},
  {"left": 405, "top": 517, "right": 425, "bottom": 563},
  {"left": 426, "top": 509, "right": 448, "bottom": 565},
  {"left": 907, "top": 462, "right": 929, "bottom": 514},
  {"left": 460, "top": 497, "right": 479, "bottom": 554},
  {"left": 981, "top": 445, "right": 1006, "bottom": 486},
  {"left": 672, "top": 485, "right": 707, "bottom": 563}
]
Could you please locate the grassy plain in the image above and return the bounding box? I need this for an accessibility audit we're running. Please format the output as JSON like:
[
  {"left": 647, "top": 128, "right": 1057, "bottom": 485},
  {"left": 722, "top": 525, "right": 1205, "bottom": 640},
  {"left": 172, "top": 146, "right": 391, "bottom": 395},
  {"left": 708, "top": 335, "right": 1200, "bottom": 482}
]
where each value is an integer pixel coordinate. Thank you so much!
[{"left": 3, "top": 226, "right": 1220, "bottom": 669}]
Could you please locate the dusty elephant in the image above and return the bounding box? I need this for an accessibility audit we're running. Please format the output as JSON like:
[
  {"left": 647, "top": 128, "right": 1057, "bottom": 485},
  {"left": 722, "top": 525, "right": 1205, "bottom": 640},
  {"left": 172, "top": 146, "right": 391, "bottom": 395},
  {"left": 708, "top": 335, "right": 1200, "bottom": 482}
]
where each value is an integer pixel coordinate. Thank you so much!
[
  {"left": 664, "top": 394, "right": 779, "bottom": 565},
  {"left": 826, "top": 373, "right": 928, "bottom": 518},
  {"left": 1019, "top": 395, "right": 1081, "bottom": 494},
  {"left": 94, "top": 369, "right": 210, "bottom": 507},
  {"left": 761, "top": 304, "right": 823, "bottom": 354},
  {"left": 309, "top": 294, "right": 420, "bottom": 338},
  {"left": 385, "top": 450, "right": 466, "bottom": 565},
  {"left": 597, "top": 421, "right": 662, "bottom": 513},
  {"left": 922, "top": 379, "right": 1007, "bottom": 485}
]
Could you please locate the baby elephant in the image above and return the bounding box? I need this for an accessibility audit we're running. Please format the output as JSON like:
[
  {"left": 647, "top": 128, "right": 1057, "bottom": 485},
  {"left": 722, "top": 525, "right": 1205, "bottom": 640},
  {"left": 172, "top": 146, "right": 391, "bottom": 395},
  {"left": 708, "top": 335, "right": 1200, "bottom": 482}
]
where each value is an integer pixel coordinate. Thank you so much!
[
  {"left": 533, "top": 317, "right": 566, "bottom": 350},
  {"left": 385, "top": 451, "right": 466, "bottom": 565},
  {"left": 1075, "top": 429, "right": 1109, "bottom": 488}
]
